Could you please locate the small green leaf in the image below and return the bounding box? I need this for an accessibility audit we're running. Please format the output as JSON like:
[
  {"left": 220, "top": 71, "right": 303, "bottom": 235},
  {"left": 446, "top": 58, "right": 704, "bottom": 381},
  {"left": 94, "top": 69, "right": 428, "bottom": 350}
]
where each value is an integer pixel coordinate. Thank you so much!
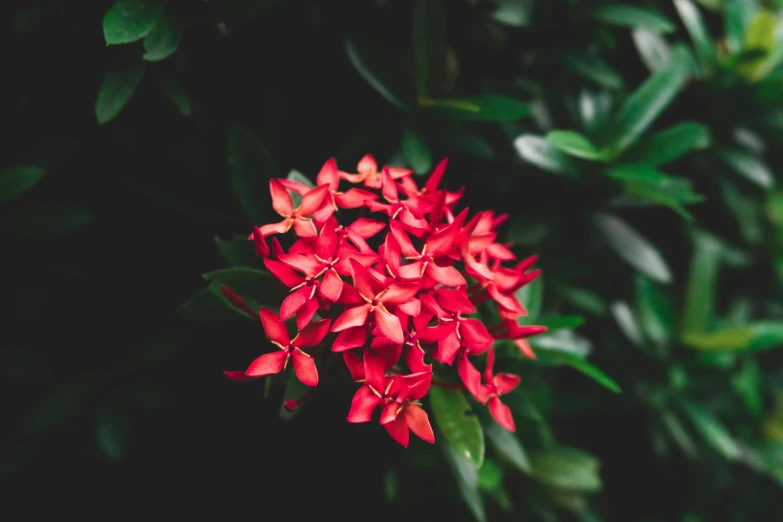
[
  {"left": 678, "top": 399, "right": 741, "bottom": 460},
  {"left": 682, "top": 322, "right": 783, "bottom": 352},
  {"left": 610, "top": 301, "right": 644, "bottom": 347},
  {"left": 383, "top": 468, "right": 398, "bottom": 503},
  {"left": 529, "top": 446, "right": 603, "bottom": 492},
  {"left": 606, "top": 68, "right": 687, "bottom": 156},
  {"left": 566, "top": 53, "right": 624, "bottom": 89},
  {"left": 442, "top": 443, "right": 486, "bottom": 522},
  {"left": 491, "top": 0, "right": 535, "bottom": 27},
  {"left": 659, "top": 409, "right": 698, "bottom": 458},
  {"left": 401, "top": 126, "right": 433, "bottom": 175},
  {"left": 419, "top": 95, "right": 529, "bottom": 121},
  {"left": 344, "top": 36, "right": 415, "bottom": 110},
  {"left": 143, "top": 14, "right": 182, "bottom": 61},
  {"left": 202, "top": 267, "right": 277, "bottom": 312},
  {"left": 681, "top": 230, "right": 722, "bottom": 336},
  {"left": 103, "top": 0, "right": 163, "bottom": 45},
  {"left": 0, "top": 165, "right": 46, "bottom": 202},
  {"left": 546, "top": 130, "right": 606, "bottom": 161},
  {"left": 429, "top": 386, "right": 485, "bottom": 467},
  {"left": 214, "top": 234, "right": 259, "bottom": 267},
  {"left": 536, "top": 315, "right": 586, "bottom": 331},
  {"left": 477, "top": 459, "right": 503, "bottom": 490},
  {"left": 161, "top": 76, "right": 191, "bottom": 116},
  {"left": 607, "top": 163, "right": 667, "bottom": 184},
  {"left": 593, "top": 213, "right": 672, "bottom": 283},
  {"left": 515, "top": 275, "right": 543, "bottom": 320},
  {"left": 635, "top": 122, "right": 711, "bottom": 166},
  {"left": 514, "top": 134, "right": 580, "bottom": 177},
  {"left": 673, "top": 0, "right": 716, "bottom": 70},
  {"left": 226, "top": 124, "right": 278, "bottom": 224},
  {"left": 732, "top": 360, "right": 763, "bottom": 419},
  {"left": 96, "top": 405, "right": 128, "bottom": 462},
  {"left": 557, "top": 286, "right": 608, "bottom": 315},
  {"left": 715, "top": 148, "right": 774, "bottom": 190},
  {"left": 739, "top": 9, "right": 782, "bottom": 81},
  {"left": 287, "top": 169, "right": 314, "bottom": 188},
  {"left": 485, "top": 423, "right": 531, "bottom": 474},
  {"left": 615, "top": 177, "right": 703, "bottom": 219},
  {"left": 536, "top": 348, "right": 621, "bottom": 393},
  {"left": 635, "top": 275, "right": 674, "bottom": 344},
  {"left": 95, "top": 63, "right": 146, "bottom": 124},
  {"left": 725, "top": 0, "right": 759, "bottom": 54},
  {"left": 632, "top": 28, "right": 673, "bottom": 73},
  {"left": 591, "top": 5, "right": 675, "bottom": 33}
]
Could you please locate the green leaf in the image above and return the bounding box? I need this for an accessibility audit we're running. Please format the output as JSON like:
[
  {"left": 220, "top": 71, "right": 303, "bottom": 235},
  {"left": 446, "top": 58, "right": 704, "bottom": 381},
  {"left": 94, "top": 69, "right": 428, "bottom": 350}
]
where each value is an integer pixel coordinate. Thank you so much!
[
  {"left": 344, "top": 36, "right": 415, "bottom": 110},
  {"left": 485, "top": 422, "right": 531, "bottom": 474},
  {"left": 0, "top": 203, "right": 92, "bottom": 238},
  {"left": 531, "top": 331, "right": 591, "bottom": 357},
  {"left": 96, "top": 405, "right": 128, "bottom": 462},
  {"left": 477, "top": 459, "right": 503, "bottom": 490},
  {"left": 202, "top": 267, "right": 277, "bottom": 312},
  {"left": 287, "top": 169, "right": 314, "bottom": 188},
  {"left": 558, "top": 286, "right": 608, "bottom": 315},
  {"left": 615, "top": 177, "right": 703, "bottom": 219},
  {"left": 95, "top": 63, "right": 145, "bottom": 124},
  {"left": 143, "top": 14, "right": 182, "bottom": 61},
  {"left": 491, "top": 0, "right": 535, "bottom": 27},
  {"left": 733, "top": 359, "right": 763, "bottom": 419},
  {"left": 715, "top": 148, "right": 774, "bottom": 190},
  {"left": 177, "top": 284, "right": 244, "bottom": 321},
  {"left": 103, "top": 0, "right": 163, "bottom": 45},
  {"left": 591, "top": 5, "right": 675, "bottom": 33},
  {"left": 442, "top": 443, "right": 486, "bottom": 522},
  {"left": 529, "top": 446, "right": 603, "bottom": 492},
  {"left": 515, "top": 275, "right": 543, "bottom": 320},
  {"left": 419, "top": 95, "right": 529, "bottom": 121},
  {"left": 536, "top": 348, "right": 621, "bottom": 393},
  {"left": 226, "top": 124, "right": 278, "bottom": 224},
  {"left": 606, "top": 68, "right": 687, "bottom": 156},
  {"left": 161, "top": 76, "right": 192, "bottom": 116},
  {"left": 429, "top": 386, "right": 485, "bottom": 467},
  {"left": 673, "top": 0, "right": 716, "bottom": 70},
  {"left": 634, "top": 275, "right": 674, "bottom": 344},
  {"left": 514, "top": 134, "right": 580, "bottom": 178},
  {"left": 536, "top": 315, "right": 585, "bottom": 331},
  {"left": 280, "top": 369, "right": 311, "bottom": 420},
  {"left": 25, "top": 379, "right": 99, "bottom": 432},
  {"left": 659, "top": 409, "right": 698, "bottom": 458},
  {"left": 214, "top": 234, "right": 259, "bottom": 267},
  {"left": 412, "top": 0, "right": 445, "bottom": 97},
  {"left": 682, "top": 322, "right": 783, "bottom": 352},
  {"left": 0, "top": 165, "right": 46, "bottom": 202},
  {"left": 546, "top": 130, "right": 607, "bottom": 161},
  {"left": 566, "top": 53, "right": 624, "bottom": 89},
  {"left": 739, "top": 9, "right": 782, "bottom": 81},
  {"left": 433, "top": 127, "right": 496, "bottom": 160},
  {"left": 681, "top": 230, "right": 722, "bottom": 336},
  {"left": 632, "top": 28, "right": 673, "bottom": 73},
  {"left": 401, "top": 126, "right": 433, "bottom": 175},
  {"left": 725, "top": 0, "right": 759, "bottom": 54},
  {"left": 606, "top": 163, "right": 667, "bottom": 184},
  {"left": 678, "top": 399, "right": 741, "bottom": 460},
  {"left": 593, "top": 213, "right": 672, "bottom": 283},
  {"left": 610, "top": 301, "right": 644, "bottom": 347},
  {"left": 383, "top": 468, "right": 398, "bottom": 503},
  {"left": 635, "top": 122, "right": 711, "bottom": 166}
]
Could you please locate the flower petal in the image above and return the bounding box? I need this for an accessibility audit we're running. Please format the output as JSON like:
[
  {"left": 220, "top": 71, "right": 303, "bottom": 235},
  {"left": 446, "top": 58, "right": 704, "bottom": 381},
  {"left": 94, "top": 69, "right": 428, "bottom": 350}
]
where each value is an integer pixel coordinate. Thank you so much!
[
  {"left": 347, "top": 386, "right": 382, "bottom": 423},
  {"left": 292, "top": 351, "right": 318, "bottom": 386},
  {"left": 332, "top": 326, "right": 368, "bottom": 352},
  {"left": 264, "top": 258, "right": 305, "bottom": 287},
  {"left": 298, "top": 185, "right": 330, "bottom": 216},
  {"left": 331, "top": 304, "right": 371, "bottom": 332},
  {"left": 278, "top": 253, "right": 321, "bottom": 276},
  {"left": 370, "top": 336, "right": 402, "bottom": 369},
  {"left": 259, "top": 308, "right": 290, "bottom": 345},
  {"left": 319, "top": 269, "right": 343, "bottom": 302},
  {"left": 457, "top": 352, "right": 486, "bottom": 403},
  {"left": 494, "top": 373, "right": 521, "bottom": 395},
  {"left": 424, "top": 158, "right": 448, "bottom": 194},
  {"left": 374, "top": 307, "right": 404, "bottom": 344},
  {"left": 335, "top": 188, "right": 377, "bottom": 208},
  {"left": 459, "top": 318, "right": 494, "bottom": 352},
  {"left": 292, "top": 218, "right": 318, "bottom": 237},
  {"left": 295, "top": 318, "right": 332, "bottom": 348},
  {"left": 259, "top": 219, "right": 292, "bottom": 237},
  {"left": 347, "top": 218, "right": 386, "bottom": 238},
  {"left": 488, "top": 396, "right": 516, "bottom": 432},
  {"left": 245, "top": 351, "right": 288, "bottom": 377},
  {"left": 295, "top": 297, "right": 320, "bottom": 330},
  {"left": 434, "top": 288, "right": 475, "bottom": 314},
  {"left": 425, "top": 263, "right": 466, "bottom": 287},
  {"left": 270, "top": 179, "right": 294, "bottom": 216},
  {"left": 224, "top": 370, "right": 252, "bottom": 382},
  {"left": 363, "top": 350, "right": 387, "bottom": 391},
  {"left": 405, "top": 405, "right": 435, "bottom": 443},
  {"left": 381, "top": 282, "right": 420, "bottom": 305},
  {"left": 280, "top": 286, "right": 311, "bottom": 320},
  {"left": 349, "top": 259, "right": 378, "bottom": 299},
  {"left": 343, "top": 351, "right": 364, "bottom": 380},
  {"left": 316, "top": 158, "right": 339, "bottom": 189},
  {"left": 384, "top": 416, "right": 410, "bottom": 447}
]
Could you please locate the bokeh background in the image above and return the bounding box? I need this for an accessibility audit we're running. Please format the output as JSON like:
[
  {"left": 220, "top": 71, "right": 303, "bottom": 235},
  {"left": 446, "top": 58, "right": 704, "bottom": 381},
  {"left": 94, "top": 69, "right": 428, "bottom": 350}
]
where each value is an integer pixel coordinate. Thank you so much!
[{"left": 5, "top": 0, "right": 783, "bottom": 520}]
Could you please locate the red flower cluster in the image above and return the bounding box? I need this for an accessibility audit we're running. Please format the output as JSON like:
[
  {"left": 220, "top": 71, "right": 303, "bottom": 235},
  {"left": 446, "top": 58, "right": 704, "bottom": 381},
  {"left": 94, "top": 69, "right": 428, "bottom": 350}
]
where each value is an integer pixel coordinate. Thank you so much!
[{"left": 224, "top": 155, "right": 545, "bottom": 447}]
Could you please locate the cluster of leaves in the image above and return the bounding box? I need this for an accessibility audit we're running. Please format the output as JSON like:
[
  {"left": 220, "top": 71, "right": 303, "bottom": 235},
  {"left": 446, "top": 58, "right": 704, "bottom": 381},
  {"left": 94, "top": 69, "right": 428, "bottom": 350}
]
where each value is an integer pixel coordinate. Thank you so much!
[{"left": 5, "top": 0, "right": 783, "bottom": 520}]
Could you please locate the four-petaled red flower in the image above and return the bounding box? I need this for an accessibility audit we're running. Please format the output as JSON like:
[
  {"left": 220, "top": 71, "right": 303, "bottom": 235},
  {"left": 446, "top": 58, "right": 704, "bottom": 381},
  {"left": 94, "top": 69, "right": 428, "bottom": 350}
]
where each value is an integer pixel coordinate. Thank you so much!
[{"left": 222, "top": 154, "right": 546, "bottom": 446}]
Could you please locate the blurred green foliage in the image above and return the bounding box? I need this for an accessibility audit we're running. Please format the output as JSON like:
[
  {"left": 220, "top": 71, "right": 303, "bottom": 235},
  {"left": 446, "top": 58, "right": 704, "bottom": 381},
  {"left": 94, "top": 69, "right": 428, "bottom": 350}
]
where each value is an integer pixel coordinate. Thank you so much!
[{"left": 5, "top": 0, "right": 783, "bottom": 520}]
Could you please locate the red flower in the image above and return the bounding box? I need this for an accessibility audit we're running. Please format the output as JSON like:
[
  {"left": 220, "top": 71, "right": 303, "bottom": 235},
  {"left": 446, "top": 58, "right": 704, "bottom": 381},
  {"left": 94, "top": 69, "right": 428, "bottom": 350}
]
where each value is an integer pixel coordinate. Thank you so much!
[
  {"left": 257, "top": 179, "right": 329, "bottom": 238},
  {"left": 480, "top": 346, "right": 521, "bottom": 431}
]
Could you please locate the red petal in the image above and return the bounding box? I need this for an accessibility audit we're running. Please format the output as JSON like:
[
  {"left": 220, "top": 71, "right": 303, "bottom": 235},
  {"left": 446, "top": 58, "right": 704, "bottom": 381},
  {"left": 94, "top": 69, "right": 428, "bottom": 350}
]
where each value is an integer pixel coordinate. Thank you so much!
[
  {"left": 264, "top": 258, "right": 305, "bottom": 287},
  {"left": 298, "top": 185, "right": 330, "bottom": 216},
  {"left": 347, "top": 218, "right": 386, "bottom": 238},
  {"left": 270, "top": 179, "right": 294, "bottom": 216},
  {"left": 292, "top": 218, "right": 318, "bottom": 238},
  {"left": 459, "top": 319, "right": 494, "bottom": 352},
  {"left": 336, "top": 283, "right": 364, "bottom": 306},
  {"left": 515, "top": 339, "right": 536, "bottom": 359},
  {"left": 488, "top": 396, "right": 516, "bottom": 431},
  {"left": 278, "top": 253, "right": 321, "bottom": 276},
  {"left": 259, "top": 308, "right": 290, "bottom": 345},
  {"left": 349, "top": 259, "right": 378, "bottom": 299},
  {"left": 259, "top": 219, "right": 292, "bottom": 237},
  {"left": 424, "top": 158, "right": 447, "bottom": 194},
  {"left": 292, "top": 351, "right": 318, "bottom": 386},
  {"left": 405, "top": 405, "right": 435, "bottom": 443},
  {"left": 382, "top": 282, "right": 420, "bottom": 305},
  {"left": 357, "top": 154, "right": 377, "bottom": 173},
  {"left": 347, "top": 386, "right": 382, "bottom": 423},
  {"left": 295, "top": 296, "right": 320, "bottom": 330},
  {"left": 484, "top": 344, "right": 496, "bottom": 382},
  {"left": 314, "top": 219, "right": 339, "bottom": 260},
  {"left": 425, "top": 263, "right": 466, "bottom": 287},
  {"left": 319, "top": 270, "right": 343, "bottom": 302},
  {"left": 417, "top": 323, "right": 452, "bottom": 344},
  {"left": 374, "top": 308, "right": 404, "bottom": 344},
  {"left": 279, "top": 178, "right": 310, "bottom": 194},
  {"left": 380, "top": 401, "right": 399, "bottom": 425},
  {"left": 332, "top": 326, "right": 368, "bottom": 352},
  {"left": 343, "top": 351, "right": 364, "bottom": 380},
  {"left": 398, "top": 261, "right": 425, "bottom": 280},
  {"left": 220, "top": 286, "right": 257, "bottom": 319},
  {"left": 245, "top": 351, "right": 288, "bottom": 377},
  {"left": 370, "top": 336, "right": 402, "bottom": 369},
  {"left": 434, "top": 289, "right": 475, "bottom": 314},
  {"left": 335, "top": 188, "right": 376, "bottom": 208},
  {"left": 425, "top": 221, "right": 458, "bottom": 257},
  {"left": 224, "top": 370, "right": 252, "bottom": 382},
  {"left": 331, "top": 304, "right": 371, "bottom": 332},
  {"left": 295, "top": 318, "right": 332, "bottom": 348},
  {"left": 397, "top": 299, "right": 421, "bottom": 317},
  {"left": 280, "top": 286, "right": 311, "bottom": 320},
  {"left": 388, "top": 220, "right": 419, "bottom": 257},
  {"left": 363, "top": 350, "right": 387, "bottom": 391},
  {"left": 381, "top": 167, "right": 398, "bottom": 202},
  {"left": 487, "top": 243, "right": 515, "bottom": 261},
  {"left": 252, "top": 227, "right": 270, "bottom": 258},
  {"left": 494, "top": 373, "right": 521, "bottom": 395},
  {"left": 405, "top": 346, "right": 430, "bottom": 374},
  {"left": 316, "top": 158, "right": 339, "bottom": 189},
  {"left": 457, "top": 352, "right": 486, "bottom": 403},
  {"left": 388, "top": 167, "right": 413, "bottom": 179},
  {"left": 384, "top": 416, "right": 410, "bottom": 447},
  {"left": 434, "top": 331, "right": 461, "bottom": 365}
]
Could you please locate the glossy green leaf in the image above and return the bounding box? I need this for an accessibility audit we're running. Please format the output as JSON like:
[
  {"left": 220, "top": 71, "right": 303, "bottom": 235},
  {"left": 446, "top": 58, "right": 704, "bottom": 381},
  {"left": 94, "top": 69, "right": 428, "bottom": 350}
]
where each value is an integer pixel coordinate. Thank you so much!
[
  {"left": 412, "top": 0, "right": 445, "bottom": 97},
  {"left": 485, "top": 422, "right": 531, "bottom": 474},
  {"left": 344, "top": 37, "right": 414, "bottom": 110},
  {"left": 635, "top": 122, "right": 711, "bottom": 166},
  {"left": 606, "top": 68, "right": 686, "bottom": 156},
  {"left": 529, "top": 446, "right": 603, "bottom": 492},
  {"left": 514, "top": 134, "right": 580, "bottom": 177},
  {"left": 739, "top": 9, "right": 782, "bottom": 81},
  {"left": 546, "top": 130, "right": 607, "bottom": 161},
  {"left": 442, "top": 443, "right": 486, "bottom": 522},
  {"left": 610, "top": 301, "right": 644, "bottom": 346},
  {"left": 477, "top": 459, "right": 503, "bottom": 490},
  {"left": 143, "top": 14, "right": 182, "bottom": 61},
  {"left": 96, "top": 405, "right": 128, "bottom": 462},
  {"left": 591, "top": 5, "right": 675, "bottom": 33},
  {"left": 103, "top": 0, "right": 163, "bottom": 45},
  {"left": 673, "top": 0, "right": 716, "bottom": 70},
  {"left": 429, "top": 386, "right": 485, "bottom": 467},
  {"left": 161, "top": 76, "right": 191, "bottom": 116},
  {"left": 606, "top": 163, "right": 667, "bottom": 184},
  {"left": 634, "top": 275, "right": 674, "bottom": 344},
  {"left": 536, "top": 348, "right": 621, "bottom": 393},
  {"left": 715, "top": 147, "right": 774, "bottom": 190},
  {"left": 95, "top": 63, "right": 145, "bottom": 124},
  {"left": 615, "top": 177, "right": 703, "bottom": 220},
  {"left": 226, "top": 124, "right": 278, "bottom": 224},
  {"left": 632, "top": 28, "right": 673, "bottom": 73},
  {"left": 402, "top": 126, "right": 433, "bottom": 175},
  {"left": 681, "top": 230, "right": 722, "bottom": 336},
  {"left": 725, "top": 0, "right": 760, "bottom": 54},
  {"left": 593, "top": 213, "right": 672, "bottom": 283},
  {"left": 419, "top": 95, "right": 529, "bottom": 121},
  {"left": 0, "top": 165, "right": 46, "bottom": 202},
  {"left": 202, "top": 267, "right": 277, "bottom": 312},
  {"left": 733, "top": 360, "right": 763, "bottom": 419},
  {"left": 567, "top": 53, "right": 624, "bottom": 89},
  {"left": 530, "top": 330, "right": 591, "bottom": 357},
  {"left": 679, "top": 399, "right": 741, "bottom": 460},
  {"left": 536, "top": 315, "right": 586, "bottom": 331},
  {"left": 515, "top": 275, "right": 543, "bottom": 320}
]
